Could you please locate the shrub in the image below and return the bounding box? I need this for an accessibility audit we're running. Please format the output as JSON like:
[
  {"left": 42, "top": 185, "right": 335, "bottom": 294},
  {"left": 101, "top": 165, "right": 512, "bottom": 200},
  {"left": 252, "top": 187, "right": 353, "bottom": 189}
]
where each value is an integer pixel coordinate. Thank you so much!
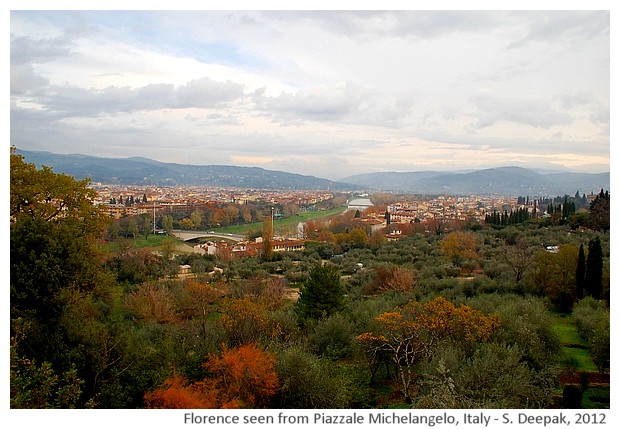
[
  {"left": 309, "top": 313, "right": 355, "bottom": 359},
  {"left": 274, "top": 345, "right": 350, "bottom": 408}
]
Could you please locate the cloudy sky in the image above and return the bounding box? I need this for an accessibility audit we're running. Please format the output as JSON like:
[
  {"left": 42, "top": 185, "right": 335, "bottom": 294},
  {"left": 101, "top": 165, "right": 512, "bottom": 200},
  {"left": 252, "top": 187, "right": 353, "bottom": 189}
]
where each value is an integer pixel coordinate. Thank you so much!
[{"left": 10, "top": 8, "right": 610, "bottom": 180}]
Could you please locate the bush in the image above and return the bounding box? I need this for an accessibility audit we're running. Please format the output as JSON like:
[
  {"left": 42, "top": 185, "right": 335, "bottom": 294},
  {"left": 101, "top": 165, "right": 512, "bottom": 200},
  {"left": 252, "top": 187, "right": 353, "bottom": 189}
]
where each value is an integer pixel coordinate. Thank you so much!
[
  {"left": 572, "top": 297, "right": 608, "bottom": 342},
  {"left": 415, "top": 343, "right": 557, "bottom": 408},
  {"left": 467, "top": 294, "right": 561, "bottom": 371},
  {"left": 274, "top": 345, "right": 351, "bottom": 408},
  {"left": 309, "top": 313, "right": 355, "bottom": 359}
]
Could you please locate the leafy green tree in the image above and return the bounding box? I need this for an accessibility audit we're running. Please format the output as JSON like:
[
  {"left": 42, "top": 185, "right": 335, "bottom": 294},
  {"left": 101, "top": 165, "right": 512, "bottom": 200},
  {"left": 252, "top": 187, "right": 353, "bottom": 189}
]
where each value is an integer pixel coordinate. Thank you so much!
[
  {"left": 295, "top": 264, "right": 344, "bottom": 324},
  {"left": 590, "top": 312, "right": 610, "bottom": 373},
  {"left": 162, "top": 214, "right": 174, "bottom": 233},
  {"left": 10, "top": 148, "right": 114, "bottom": 407}
]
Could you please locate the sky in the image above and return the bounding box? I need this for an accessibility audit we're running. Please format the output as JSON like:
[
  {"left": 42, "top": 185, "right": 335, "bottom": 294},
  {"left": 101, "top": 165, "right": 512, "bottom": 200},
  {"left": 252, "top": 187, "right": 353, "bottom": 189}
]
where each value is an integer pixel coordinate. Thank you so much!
[{"left": 9, "top": 6, "right": 612, "bottom": 181}]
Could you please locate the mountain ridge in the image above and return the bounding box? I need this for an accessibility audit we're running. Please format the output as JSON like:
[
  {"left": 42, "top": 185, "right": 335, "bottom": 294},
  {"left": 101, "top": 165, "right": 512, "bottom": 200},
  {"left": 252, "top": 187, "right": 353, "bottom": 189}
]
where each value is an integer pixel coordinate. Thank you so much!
[
  {"left": 16, "top": 149, "right": 610, "bottom": 196},
  {"left": 340, "top": 166, "right": 610, "bottom": 196},
  {"left": 15, "top": 149, "right": 359, "bottom": 191}
]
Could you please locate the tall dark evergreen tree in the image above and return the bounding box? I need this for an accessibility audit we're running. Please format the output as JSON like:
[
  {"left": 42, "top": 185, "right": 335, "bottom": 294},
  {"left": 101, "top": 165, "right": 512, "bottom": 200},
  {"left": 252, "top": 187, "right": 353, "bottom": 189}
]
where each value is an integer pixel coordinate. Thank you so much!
[
  {"left": 576, "top": 243, "right": 586, "bottom": 300},
  {"left": 585, "top": 237, "right": 604, "bottom": 299},
  {"left": 295, "top": 263, "right": 344, "bottom": 325},
  {"left": 588, "top": 189, "right": 610, "bottom": 231}
]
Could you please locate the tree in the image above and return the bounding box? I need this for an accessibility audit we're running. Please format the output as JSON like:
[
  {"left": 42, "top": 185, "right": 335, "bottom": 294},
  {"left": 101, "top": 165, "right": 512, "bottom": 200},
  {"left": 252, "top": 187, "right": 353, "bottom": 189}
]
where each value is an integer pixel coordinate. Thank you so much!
[
  {"left": 275, "top": 345, "right": 351, "bottom": 408},
  {"left": 295, "top": 264, "right": 344, "bottom": 324},
  {"left": 529, "top": 245, "right": 579, "bottom": 312},
  {"left": 588, "top": 189, "right": 610, "bottom": 231},
  {"left": 261, "top": 215, "right": 274, "bottom": 261},
  {"left": 204, "top": 344, "right": 280, "bottom": 408},
  {"left": 144, "top": 374, "right": 217, "bottom": 409},
  {"left": 356, "top": 297, "right": 499, "bottom": 403},
  {"left": 585, "top": 237, "right": 603, "bottom": 299},
  {"left": 576, "top": 244, "right": 586, "bottom": 300},
  {"left": 220, "top": 297, "right": 281, "bottom": 346},
  {"left": 501, "top": 240, "right": 536, "bottom": 283},
  {"left": 10, "top": 148, "right": 114, "bottom": 407},
  {"left": 365, "top": 264, "right": 416, "bottom": 295},
  {"left": 145, "top": 344, "right": 279, "bottom": 409},
  {"left": 190, "top": 210, "right": 203, "bottom": 230},
  {"left": 440, "top": 231, "right": 478, "bottom": 268},
  {"left": 161, "top": 214, "right": 174, "bottom": 233}
]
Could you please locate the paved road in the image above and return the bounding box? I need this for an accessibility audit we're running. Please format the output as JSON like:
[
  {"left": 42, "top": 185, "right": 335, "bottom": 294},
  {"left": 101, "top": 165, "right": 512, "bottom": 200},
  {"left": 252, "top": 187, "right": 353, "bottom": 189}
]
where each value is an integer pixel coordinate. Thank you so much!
[{"left": 170, "top": 229, "right": 245, "bottom": 242}]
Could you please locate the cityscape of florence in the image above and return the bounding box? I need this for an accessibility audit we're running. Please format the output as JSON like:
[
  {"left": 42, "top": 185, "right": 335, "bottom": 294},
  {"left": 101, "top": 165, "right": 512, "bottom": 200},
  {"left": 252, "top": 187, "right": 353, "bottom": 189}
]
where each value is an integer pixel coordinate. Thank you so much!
[{"left": 8, "top": 7, "right": 612, "bottom": 429}]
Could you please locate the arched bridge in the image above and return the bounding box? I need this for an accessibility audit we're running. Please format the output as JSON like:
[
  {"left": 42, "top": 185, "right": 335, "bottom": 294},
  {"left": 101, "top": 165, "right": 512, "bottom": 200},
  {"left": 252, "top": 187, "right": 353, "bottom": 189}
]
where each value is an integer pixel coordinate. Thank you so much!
[{"left": 170, "top": 229, "right": 245, "bottom": 242}]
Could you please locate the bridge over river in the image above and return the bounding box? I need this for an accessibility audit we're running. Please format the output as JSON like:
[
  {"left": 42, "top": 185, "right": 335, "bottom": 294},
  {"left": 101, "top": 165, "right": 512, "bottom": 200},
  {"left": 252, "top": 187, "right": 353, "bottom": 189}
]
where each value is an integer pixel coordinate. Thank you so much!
[{"left": 170, "top": 229, "right": 245, "bottom": 242}]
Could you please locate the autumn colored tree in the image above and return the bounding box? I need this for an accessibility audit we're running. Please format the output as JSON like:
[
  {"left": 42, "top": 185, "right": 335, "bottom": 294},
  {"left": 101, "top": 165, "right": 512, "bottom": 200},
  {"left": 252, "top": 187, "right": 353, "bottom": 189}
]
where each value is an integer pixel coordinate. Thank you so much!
[
  {"left": 356, "top": 296, "right": 499, "bottom": 403},
  {"left": 144, "top": 374, "right": 218, "bottom": 408},
  {"left": 145, "top": 344, "right": 280, "bottom": 409},
  {"left": 261, "top": 215, "right": 274, "bottom": 261},
  {"left": 365, "top": 264, "right": 416, "bottom": 295},
  {"left": 530, "top": 245, "right": 579, "bottom": 312},
  {"left": 123, "top": 282, "right": 178, "bottom": 324},
  {"left": 220, "top": 297, "right": 282, "bottom": 346},
  {"left": 440, "top": 231, "right": 478, "bottom": 268},
  {"left": 205, "top": 344, "right": 280, "bottom": 408}
]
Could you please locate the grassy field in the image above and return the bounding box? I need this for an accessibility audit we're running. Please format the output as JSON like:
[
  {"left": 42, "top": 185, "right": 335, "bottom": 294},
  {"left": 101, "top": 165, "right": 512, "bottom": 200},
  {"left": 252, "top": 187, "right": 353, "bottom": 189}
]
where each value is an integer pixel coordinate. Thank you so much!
[
  {"left": 212, "top": 206, "right": 348, "bottom": 237},
  {"left": 551, "top": 313, "right": 598, "bottom": 372}
]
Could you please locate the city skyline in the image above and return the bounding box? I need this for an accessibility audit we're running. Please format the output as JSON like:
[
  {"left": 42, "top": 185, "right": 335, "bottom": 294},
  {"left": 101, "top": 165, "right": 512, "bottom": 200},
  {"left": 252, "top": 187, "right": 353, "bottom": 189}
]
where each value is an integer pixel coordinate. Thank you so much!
[{"left": 10, "top": 8, "right": 610, "bottom": 180}]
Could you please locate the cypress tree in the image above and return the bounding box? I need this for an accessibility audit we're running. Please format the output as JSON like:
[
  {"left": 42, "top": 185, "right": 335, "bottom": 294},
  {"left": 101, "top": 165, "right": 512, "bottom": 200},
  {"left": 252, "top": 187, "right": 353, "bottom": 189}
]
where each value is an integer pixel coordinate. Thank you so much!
[
  {"left": 585, "top": 237, "right": 603, "bottom": 299},
  {"left": 576, "top": 243, "right": 586, "bottom": 300}
]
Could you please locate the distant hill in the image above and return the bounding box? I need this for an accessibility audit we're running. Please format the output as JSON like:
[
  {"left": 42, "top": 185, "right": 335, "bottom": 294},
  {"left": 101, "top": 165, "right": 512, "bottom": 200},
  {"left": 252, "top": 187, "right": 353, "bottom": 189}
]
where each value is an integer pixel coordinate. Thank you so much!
[
  {"left": 15, "top": 150, "right": 360, "bottom": 191},
  {"left": 341, "top": 166, "right": 610, "bottom": 196},
  {"left": 16, "top": 150, "right": 609, "bottom": 195}
]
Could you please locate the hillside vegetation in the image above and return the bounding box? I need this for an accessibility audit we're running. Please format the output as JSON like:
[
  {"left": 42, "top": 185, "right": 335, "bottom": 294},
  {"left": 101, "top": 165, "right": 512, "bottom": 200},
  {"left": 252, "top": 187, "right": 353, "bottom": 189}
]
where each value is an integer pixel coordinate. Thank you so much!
[{"left": 11, "top": 149, "right": 609, "bottom": 409}]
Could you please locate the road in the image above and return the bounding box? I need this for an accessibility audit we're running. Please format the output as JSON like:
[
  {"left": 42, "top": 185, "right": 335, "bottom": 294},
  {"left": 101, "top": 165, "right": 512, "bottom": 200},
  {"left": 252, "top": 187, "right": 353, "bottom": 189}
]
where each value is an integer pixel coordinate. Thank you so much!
[{"left": 170, "top": 229, "right": 245, "bottom": 242}]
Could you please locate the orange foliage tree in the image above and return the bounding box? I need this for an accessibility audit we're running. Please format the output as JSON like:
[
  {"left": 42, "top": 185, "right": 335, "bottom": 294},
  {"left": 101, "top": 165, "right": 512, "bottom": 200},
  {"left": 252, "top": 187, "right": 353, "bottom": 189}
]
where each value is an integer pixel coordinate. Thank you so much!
[
  {"left": 205, "top": 343, "right": 280, "bottom": 408},
  {"left": 440, "top": 230, "right": 478, "bottom": 268},
  {"left": 220, "top": 297, "right": 282, "bottom": 346},
  {"left": 144, "top": 344, "right": 280, "bottom": 409},
  {"left": 144, "top": 374, "right": 217, "bottom": 408},
  {"left": 356, "top": 296, "right": 499, "bottom": 403}
]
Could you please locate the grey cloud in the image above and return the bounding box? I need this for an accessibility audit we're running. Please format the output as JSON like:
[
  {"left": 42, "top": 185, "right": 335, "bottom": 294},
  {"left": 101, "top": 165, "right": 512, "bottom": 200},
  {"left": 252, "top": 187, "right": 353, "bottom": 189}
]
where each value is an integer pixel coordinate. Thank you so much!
[
  {"left": 175, "top": 78, "right": 244, "bottom": 109},
  {"left": 264, "top": 11, "right": 501, "bottom": 40},
  {"left": 10, "top": 63, "right": 49, "bottom": 95},
  {"left": 13, "top": 77, "right": 246, "bottom": 119},
  {"left": 10, "top": 34, "right": 74, "bottom": 65},
  {"left": 253, "top": 82, "right": 412, "bottom": 127},
  {"left": 506, "top": 11, "right": 609, "bottom": 49},
  {"left": 471, "top": 94, "right": 573, "bottom": 129}
]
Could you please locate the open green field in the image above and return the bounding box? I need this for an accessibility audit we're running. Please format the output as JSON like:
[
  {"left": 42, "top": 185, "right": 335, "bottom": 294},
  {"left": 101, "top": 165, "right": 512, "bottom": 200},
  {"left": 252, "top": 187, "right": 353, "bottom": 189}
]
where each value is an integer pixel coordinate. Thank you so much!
[
  {"left": 551, "top": 314, "right": 598, "bottom": 372},
  {"left": 99, "top": 234, "right": 177, "bottom": 253},
  {"left": 212, "top": 206, "right": 348, "bottom": 236}
]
